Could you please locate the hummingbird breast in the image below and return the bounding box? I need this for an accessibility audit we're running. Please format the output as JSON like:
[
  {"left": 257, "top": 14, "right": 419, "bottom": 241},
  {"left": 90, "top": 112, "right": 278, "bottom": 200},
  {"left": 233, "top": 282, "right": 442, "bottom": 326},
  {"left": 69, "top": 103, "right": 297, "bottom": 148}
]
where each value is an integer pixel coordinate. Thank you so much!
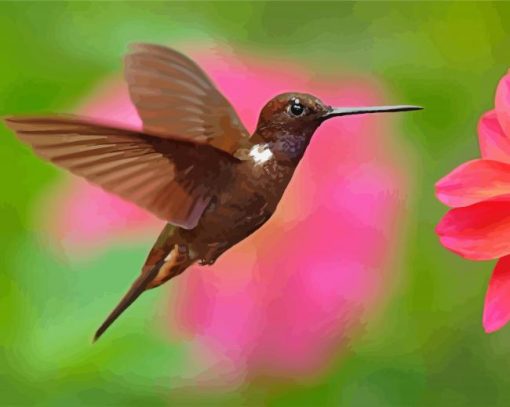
[{"left": 178, "top": 147, "right": 297, "bottom": 264}]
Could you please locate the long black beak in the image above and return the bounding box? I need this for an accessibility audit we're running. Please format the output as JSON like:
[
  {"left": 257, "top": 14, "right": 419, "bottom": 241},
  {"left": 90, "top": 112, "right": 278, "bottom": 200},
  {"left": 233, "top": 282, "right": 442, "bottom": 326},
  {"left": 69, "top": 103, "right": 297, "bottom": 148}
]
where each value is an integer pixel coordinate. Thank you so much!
[{"left": 321, "top": 105, "right": 423, "bottom": 121}]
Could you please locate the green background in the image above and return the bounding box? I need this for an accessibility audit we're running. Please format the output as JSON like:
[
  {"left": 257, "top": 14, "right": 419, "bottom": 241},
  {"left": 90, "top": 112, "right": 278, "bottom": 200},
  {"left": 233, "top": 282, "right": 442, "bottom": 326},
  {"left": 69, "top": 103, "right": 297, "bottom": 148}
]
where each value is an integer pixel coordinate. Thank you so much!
[{"left": 1, "top": 2, "right": 510, "bottom": 406}]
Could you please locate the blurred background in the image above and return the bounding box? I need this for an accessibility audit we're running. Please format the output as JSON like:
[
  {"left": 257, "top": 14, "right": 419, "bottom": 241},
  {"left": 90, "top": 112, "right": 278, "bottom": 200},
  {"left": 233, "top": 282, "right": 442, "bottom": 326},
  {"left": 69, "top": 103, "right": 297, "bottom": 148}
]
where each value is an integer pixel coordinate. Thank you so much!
[{"left": 1, "top": 2, "right": 510, "bottom": 406}]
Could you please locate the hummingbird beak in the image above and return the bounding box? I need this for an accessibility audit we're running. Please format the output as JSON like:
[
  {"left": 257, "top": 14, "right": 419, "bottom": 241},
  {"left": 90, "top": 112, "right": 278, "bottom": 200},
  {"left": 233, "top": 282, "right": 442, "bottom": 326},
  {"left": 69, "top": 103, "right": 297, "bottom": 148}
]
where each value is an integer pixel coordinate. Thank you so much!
[{"left": 321, "top": 105, "right": 423, "bottom": 121}]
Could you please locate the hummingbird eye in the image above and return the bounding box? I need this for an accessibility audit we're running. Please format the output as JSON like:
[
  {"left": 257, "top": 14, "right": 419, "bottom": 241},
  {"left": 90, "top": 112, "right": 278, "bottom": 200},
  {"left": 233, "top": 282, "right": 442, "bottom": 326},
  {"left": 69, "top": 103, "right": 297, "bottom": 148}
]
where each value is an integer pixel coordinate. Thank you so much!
[{"left": 288, "top": 99, "right": 305, "bottom": 117}]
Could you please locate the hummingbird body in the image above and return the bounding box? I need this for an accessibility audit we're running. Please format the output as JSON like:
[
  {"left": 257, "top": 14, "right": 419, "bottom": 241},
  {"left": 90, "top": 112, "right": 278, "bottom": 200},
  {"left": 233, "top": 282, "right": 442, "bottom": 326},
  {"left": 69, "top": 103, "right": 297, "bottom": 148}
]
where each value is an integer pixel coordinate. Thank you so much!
[
  {"left": 177, "top": 115, "right": 319, "bottom": 268},
  {"left": 3, "top": 43, "right": 421, "bottom": 340},
  {"left": 175, "top": 143, "right": 297, "bottom": 266}
]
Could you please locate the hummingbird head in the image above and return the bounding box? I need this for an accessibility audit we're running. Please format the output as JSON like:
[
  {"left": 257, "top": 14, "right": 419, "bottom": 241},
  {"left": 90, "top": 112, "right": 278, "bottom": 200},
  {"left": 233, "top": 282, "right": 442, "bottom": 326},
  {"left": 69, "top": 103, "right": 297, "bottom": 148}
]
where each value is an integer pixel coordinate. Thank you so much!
[
  {"left": 255, "top": 93, "right": 329, "bottom": 138},
  {"left": 255, "top": 92, "right": 422, "bottom": 143}
]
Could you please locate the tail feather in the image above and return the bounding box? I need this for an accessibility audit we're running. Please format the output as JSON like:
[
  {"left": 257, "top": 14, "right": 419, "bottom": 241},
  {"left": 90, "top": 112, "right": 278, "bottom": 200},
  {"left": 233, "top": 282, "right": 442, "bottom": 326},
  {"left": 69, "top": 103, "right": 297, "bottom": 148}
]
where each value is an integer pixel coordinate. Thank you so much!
[
  {"left": 93, "top": 224, "right": 196, "bottom": 342},
  {"left": 93, "top": 258, "right": 165, "bottom": 342}
]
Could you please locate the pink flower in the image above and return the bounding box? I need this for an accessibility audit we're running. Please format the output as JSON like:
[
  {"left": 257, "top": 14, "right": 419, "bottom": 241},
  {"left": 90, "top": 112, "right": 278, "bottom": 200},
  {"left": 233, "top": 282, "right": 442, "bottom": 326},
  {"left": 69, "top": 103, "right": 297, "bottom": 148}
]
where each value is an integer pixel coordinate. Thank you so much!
[
  {"left": 40, "top": 44, "right": 411, "bottom": 381},
  {"left": 436, "top": 70, "right": 510, "bottom": 333}
]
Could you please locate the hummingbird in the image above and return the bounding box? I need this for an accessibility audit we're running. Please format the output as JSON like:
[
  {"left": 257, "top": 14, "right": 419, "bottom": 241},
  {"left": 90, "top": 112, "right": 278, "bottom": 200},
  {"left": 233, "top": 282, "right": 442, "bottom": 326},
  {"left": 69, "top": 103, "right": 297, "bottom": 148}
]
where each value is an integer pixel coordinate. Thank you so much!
[{"left": 3, "top": 43, "right": 422, "bottom": 341}]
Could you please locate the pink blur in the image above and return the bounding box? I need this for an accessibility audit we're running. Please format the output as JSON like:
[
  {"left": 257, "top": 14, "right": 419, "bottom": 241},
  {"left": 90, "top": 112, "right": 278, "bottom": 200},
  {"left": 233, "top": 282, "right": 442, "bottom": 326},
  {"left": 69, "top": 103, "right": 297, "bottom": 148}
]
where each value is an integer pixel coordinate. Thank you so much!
[{"left": 41, "top": 44, "right": 411, "bottom": 382}]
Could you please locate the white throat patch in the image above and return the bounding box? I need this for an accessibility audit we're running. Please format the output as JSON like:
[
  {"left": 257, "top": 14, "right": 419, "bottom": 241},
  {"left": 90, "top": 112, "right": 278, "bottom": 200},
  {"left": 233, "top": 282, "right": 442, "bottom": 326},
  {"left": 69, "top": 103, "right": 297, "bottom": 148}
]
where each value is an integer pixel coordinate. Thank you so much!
[{"left": 249, "top": 144, "right": 274, "bottom": 165}]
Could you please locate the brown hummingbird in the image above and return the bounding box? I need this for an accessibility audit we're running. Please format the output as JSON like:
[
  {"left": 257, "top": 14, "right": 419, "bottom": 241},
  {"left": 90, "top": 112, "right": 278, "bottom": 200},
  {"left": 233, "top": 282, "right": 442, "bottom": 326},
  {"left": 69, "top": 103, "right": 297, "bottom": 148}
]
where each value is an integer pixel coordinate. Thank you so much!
[{"left": 3, "top": 43, "right": 422, "bottom": 341}]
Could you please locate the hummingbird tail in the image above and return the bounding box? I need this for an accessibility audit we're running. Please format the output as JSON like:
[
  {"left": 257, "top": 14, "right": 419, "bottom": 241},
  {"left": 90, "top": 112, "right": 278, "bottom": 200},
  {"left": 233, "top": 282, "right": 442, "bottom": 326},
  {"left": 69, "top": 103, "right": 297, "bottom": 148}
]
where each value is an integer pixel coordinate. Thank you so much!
[
  {"left": 93, "top": 224, "right": 196, "bottom": 342},
  {"left": 93, "top": 258, "right": 165, "bottom": 342}
]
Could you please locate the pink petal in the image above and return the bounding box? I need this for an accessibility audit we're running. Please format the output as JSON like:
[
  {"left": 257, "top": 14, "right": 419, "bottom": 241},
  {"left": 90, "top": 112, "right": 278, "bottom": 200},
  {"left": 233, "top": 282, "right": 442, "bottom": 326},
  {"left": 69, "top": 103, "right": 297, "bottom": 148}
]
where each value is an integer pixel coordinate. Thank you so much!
[
  {"left": 483, "top": 255, "right": 510, "bottom": 333},
  {"left": 436, "top": 159, "right": 510, "bottom": 207},
  {"left": 478, "top": 110, "right": 510, "bottom": 163},
  {"left": 436, "top": 197, "right": 510, "bottom": 260},
  {"left": 495, "top": 70, "right": 510, "bottom": 139}
]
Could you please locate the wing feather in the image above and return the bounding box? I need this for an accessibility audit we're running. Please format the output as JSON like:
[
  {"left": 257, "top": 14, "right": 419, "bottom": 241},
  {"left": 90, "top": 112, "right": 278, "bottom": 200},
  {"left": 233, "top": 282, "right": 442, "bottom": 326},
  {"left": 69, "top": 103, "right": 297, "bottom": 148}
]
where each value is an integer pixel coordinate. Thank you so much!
[
  {"left": 4, "top": 115, "right": 238, "bottom": 229},
  {"left": 124, "top": 43, "right": 251, "bottom": 154}
]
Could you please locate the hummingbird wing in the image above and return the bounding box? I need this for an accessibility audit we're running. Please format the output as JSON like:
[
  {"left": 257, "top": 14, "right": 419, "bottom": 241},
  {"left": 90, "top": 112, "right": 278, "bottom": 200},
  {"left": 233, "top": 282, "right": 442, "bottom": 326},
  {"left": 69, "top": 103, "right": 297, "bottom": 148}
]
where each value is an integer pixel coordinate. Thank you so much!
[
  {"left": 124, "top": 43, "right": 251, "bottom": 155},
  {"left": 4, "top": 116, "right": 239, "bottom": 229}
]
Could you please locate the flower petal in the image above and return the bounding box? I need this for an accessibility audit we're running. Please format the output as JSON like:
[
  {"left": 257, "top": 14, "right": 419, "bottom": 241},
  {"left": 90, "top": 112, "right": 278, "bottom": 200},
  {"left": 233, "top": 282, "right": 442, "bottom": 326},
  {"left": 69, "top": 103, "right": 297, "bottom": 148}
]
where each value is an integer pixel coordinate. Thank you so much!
[
  {"left": 483, "top": 255, "right": 510, "bottom": 333},
  {"left": 436, "top": 159, "right": 510, "bottom": 207},
  {"left": 495, "top": 70, "right": 510, "bottom": 139},
  {"left": 478, "top": 110, "right": 510, "bottom": 163},
  {"left": 436, "top": 197, "right": 510, "bottom": 260}
]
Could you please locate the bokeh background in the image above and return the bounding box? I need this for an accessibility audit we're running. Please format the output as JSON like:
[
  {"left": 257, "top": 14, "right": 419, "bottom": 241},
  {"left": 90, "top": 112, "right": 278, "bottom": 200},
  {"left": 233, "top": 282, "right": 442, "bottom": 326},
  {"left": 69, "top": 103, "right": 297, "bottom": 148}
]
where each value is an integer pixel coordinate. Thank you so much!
[{"left": 2, "top": 2, "right": 510, "bottom": 406}]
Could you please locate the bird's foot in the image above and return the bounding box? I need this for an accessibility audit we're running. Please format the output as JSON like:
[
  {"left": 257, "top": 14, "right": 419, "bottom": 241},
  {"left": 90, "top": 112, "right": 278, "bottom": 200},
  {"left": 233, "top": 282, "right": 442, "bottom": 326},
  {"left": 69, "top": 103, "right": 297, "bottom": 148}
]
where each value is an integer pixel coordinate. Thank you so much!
[
  {"left": 175, "top": 244, "right": 189, "bottom": 265},
  {"left": 199, "top": 258, "right": 215, "bottom": 266}
]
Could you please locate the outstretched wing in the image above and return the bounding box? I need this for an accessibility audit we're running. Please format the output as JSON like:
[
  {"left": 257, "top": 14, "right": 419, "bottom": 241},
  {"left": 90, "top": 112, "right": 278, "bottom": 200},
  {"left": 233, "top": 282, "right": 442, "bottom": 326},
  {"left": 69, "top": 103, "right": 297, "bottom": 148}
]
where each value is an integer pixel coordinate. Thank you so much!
[
  {"left": 4, "top": 116, "right": 239, "bottom": 229},
  {"left": 124, "top": 42, "right": 250, "bottom": 155}
]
